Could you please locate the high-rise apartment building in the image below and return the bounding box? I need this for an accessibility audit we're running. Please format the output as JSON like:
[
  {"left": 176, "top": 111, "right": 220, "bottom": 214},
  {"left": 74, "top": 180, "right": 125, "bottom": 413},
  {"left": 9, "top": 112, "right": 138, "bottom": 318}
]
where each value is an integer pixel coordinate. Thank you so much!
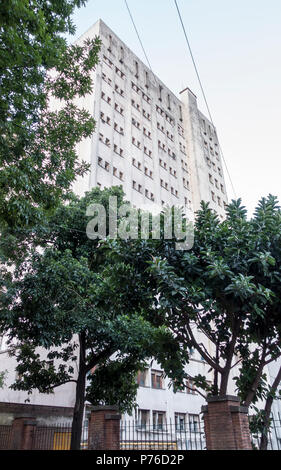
[{"left": 72, "top": 19, "right": 228, "bottom": 220}]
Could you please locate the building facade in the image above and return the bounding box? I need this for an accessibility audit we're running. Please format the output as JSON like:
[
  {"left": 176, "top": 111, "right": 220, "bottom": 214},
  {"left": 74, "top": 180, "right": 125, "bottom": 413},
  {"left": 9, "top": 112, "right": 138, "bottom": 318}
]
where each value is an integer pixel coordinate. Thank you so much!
[{"left": 72, "top": 19, "right": 228, "bottom": 220}]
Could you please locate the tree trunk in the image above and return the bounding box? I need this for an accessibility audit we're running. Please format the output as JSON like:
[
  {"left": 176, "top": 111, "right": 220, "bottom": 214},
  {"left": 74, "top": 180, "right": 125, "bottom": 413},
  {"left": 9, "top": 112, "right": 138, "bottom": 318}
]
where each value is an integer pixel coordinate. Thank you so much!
[
  {"left": 70, "top": 334, "right": 86, "bottom": 450},
  {"left": 243, "top": 348, "right": 267, "bottom": 408},
  {"left": 260, "top": 365, "right": 281, "bottom": 450},
  {"left": 219, "top": 324, "right": 240, "bottom": 396}
]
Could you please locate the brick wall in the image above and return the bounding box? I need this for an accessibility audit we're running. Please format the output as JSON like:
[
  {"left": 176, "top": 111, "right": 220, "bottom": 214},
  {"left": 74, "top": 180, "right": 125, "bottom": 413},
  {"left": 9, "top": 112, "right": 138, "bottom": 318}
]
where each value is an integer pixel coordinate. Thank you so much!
[
  {"left": 202, "top": 395, "right": 252, "bottom": 450},
  {"left": 88, "top": 406, "right": 121, "bottom": 450}
]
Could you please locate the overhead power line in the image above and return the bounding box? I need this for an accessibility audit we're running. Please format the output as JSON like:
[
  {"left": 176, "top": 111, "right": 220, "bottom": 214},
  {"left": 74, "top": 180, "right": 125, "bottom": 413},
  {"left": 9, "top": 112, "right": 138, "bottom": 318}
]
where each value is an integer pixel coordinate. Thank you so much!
[
  {"left": 124, "top": 0, "right": 153, "bottom": 71},
  {"left": 173, "top": 0, "right": 236, "bottom": 198}
]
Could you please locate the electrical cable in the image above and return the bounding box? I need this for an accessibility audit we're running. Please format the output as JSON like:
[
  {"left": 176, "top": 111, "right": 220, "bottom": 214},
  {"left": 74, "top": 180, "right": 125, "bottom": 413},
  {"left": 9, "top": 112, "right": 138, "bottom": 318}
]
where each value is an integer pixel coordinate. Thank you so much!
[
  {"left": 173, "top": 0, "right": 236, "bottom": 198},
  {"left": 124, "top": 0, "right": 153, "bottom": 71}
]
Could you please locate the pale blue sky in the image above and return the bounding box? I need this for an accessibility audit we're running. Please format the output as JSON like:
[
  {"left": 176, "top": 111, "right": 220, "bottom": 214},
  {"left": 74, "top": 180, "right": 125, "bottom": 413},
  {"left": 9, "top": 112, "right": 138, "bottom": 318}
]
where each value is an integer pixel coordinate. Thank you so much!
[{"left": 67, "top": 0, "right": 281, "bottom": 216}]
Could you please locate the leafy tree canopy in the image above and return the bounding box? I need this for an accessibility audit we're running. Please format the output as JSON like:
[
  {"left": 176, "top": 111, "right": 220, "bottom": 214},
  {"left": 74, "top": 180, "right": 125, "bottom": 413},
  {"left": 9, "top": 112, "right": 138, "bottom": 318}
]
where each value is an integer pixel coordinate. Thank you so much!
[
  {"left": 0, "top": 0, "right": 101, "bottom": 233},
  {"left": 0, "top": 187, "right": 189, "bottom": 448},
  {"left": 104, "top": 195, "right": 281, "bottom": 401}
]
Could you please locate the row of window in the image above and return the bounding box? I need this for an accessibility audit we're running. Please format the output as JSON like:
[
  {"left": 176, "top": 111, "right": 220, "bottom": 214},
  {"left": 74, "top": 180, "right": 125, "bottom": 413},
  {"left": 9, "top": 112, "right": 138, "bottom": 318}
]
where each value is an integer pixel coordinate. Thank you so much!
[
  {"left": 158, "top": 140, "right": 177, "bottom": 159},
  {"left": 211, "top": 191, "right": 227, "bottom": 209},
  {"left": 160, "top": 179, "right": 179, "bottom": 198},
  {"left": 134, "top": 409, "right": 201, "bottom": 433},
  {"left": 206, "top": 157, "right": 222, "bottom": 177},
  {"left": 156, "top": 104, "right": 174, "bottom": 126},
  {"left": 101, "top": 91, "right": 125, "bottom": 116},
  {"left": 137, "top": 370, "right": 196, "bottom": 394},
  {"left": 209, "top": 174, "right": 225, "bottom": 193},
  {"left": 97, "top": 157, "right": 124, "bottom": 181},
  {"left": 103, "top": 54, "right": 125, "bottom": 79},
  {"left": 132, "top": 181, "right": 154, "bottom": 201},
  {"left": 100, "top": 112, "right": 124, "bottom": 135},
  {"left": 132, "top": 158, "right": 153, "bottom": 179},
  {"left": 159, "top": 159, "right": 177, "bottom": 178},
  {"left": 160, "top": 197, "right": 192, "bottom": 210},
  {"left": 157, "top": 122, "right": 174, "bottom": 141},
  {"left": 131, "top": 81, "right": 151, "bottom": 103}
]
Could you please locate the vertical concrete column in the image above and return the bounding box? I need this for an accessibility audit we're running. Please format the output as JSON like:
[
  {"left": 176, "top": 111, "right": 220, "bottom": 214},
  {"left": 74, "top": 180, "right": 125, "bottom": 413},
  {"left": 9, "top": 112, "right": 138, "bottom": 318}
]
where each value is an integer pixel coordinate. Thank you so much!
[
  {"left": 202, "top": 396, "right": 252, "bottom": 450},
  {"left": 88, "top": 405, "right": 121, "bottom": 450},
  {"left": 10, "top": 417, "right": 37, "bottom": 450}
]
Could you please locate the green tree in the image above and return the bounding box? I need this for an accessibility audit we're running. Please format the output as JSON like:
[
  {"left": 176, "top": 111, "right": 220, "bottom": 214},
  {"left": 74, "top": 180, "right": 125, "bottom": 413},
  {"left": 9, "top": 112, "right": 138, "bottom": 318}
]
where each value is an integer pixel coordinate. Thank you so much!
[
  {"left": 0, "top": 187, "right": 188, "bottom": 450},
  {"left": 0, "top": 0, "right": 101, "bottom": 234},
  {"left": 106, "top": 196, "right": 281, "bottom": 405}
]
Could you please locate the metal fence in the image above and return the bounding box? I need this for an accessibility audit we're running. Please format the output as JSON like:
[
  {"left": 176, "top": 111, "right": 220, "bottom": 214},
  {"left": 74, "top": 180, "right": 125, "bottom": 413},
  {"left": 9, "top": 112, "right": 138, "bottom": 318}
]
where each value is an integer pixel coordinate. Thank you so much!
[
  {"left": 1, "top": 416, "right": 281, "bottom": 450},
  {"left": 32, "top": 422, "right": 89, "bottom": 450},
  {"left": 250, "top": 417, "right": 281, "bottom": 450},
  {"left": 120, "top": 420, "right": 206, "bottom": 450},
  {"left": 0, "top": 425, "right": 12, "bottom": 450}
]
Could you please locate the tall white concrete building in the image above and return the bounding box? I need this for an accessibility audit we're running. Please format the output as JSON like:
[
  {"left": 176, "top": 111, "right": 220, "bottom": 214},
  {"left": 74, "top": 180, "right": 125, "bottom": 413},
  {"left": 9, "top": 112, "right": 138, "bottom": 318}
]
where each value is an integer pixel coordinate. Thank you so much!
[
  {"left": 73, "top": 19, "right": 228, "bottom": 221},
  {"left": 0, "top": 19, "right": 230, "bottom": 441}
]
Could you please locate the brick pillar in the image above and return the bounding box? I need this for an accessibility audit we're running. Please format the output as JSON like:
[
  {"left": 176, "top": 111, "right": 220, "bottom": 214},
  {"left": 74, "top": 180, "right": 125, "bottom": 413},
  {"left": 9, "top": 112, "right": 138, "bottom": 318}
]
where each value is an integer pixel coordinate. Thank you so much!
[
  {"left": 202, "top": 395, "right": 252, "bottom": 450},
  {"left": 88, "top": 406, "right": 121, "bottom": 450},
  {"left": 10, "top": 417, "right": 37, "bottom": 450}
]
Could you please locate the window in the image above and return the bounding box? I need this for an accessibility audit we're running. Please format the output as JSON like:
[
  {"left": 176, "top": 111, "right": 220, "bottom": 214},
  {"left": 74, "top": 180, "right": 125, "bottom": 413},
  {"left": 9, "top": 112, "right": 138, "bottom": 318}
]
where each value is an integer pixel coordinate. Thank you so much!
[
  {"left": 153, "top": 411, "right": 166, "bottom": 431},
  {"left": 142, "top": 109, "right": 151, "bottom": 121},
  {"left": 175, "top": 413, "right": 186, "bottom": 431},
  {"left": 188, "top": 414, "right": 200, "bottom": 433},
  {"left": 101, "top": 91, "right": 111, "bottom": 105},
  {"left": 186, "top": 378, "right": 197, "bottom": 395},
  {"left": 183, "top": 178, "right": 190, "bottom": 190},
  {"left": 135, "top": 60, "right": 139, "bottom": 78},
  {"left": 115, "top": 66, "right": 125, "bottom": 79},
  {"left": 115, "top": 84, "right": 124, "bottom": 97},
  {"left": 136, "top": 409, "right": 150, "bottom": 429},
  {"left": 103, "top": 54, "right": 113, "bottom": 68},
  {"left": 120, "top": 46, "right": 124, "bottom": 63},
  {"left": 144, "top": 146, "right": 152, "bottom": 158},
  {"left": 179, "top": 105, "right": 183, "bottom": 122},
  {"left": 159, "top": 85, "right": 163, "bottom": 102},
  {"left": 132, "top": 117, "right": 140, "bottom": 129},
  {"left": 142, "top": 92, "right": 151, "bottom": 103},
  {"left": 132, "top": 137, "right": 141, "bottom": 149},
  {"left": 114, "top": 103, "right": 124, "bottom": 115},
  {"left": 137, "top": 370, "right": 148, "bottom": 387},
  {"left": 108, "top": 35, "right": 112, "bottom": 53},
  {"left": 151, "top": 370, "right": 164, "bottom": 389},
  {"left": 145, "top": 71, "right": 149, "bottom": 88},
  {"left": 167, "top": 93, "right": 171, "bottom": 110}
]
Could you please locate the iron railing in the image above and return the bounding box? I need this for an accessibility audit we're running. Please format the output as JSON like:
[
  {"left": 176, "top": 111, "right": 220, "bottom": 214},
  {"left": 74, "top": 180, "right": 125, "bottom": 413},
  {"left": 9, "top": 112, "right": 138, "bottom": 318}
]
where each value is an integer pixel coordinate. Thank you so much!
[
  {"left": 120, "top": 420, "right": 206, "bottom": 450},
  {"left": 0, "top": 425, "right": 12, "bottom": 450},
  {"left": 32, "top": 422, "right": 88, "bottom": 450},
  {"left": 250, "top": 416, "right": 281, "bottom": 450}
]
